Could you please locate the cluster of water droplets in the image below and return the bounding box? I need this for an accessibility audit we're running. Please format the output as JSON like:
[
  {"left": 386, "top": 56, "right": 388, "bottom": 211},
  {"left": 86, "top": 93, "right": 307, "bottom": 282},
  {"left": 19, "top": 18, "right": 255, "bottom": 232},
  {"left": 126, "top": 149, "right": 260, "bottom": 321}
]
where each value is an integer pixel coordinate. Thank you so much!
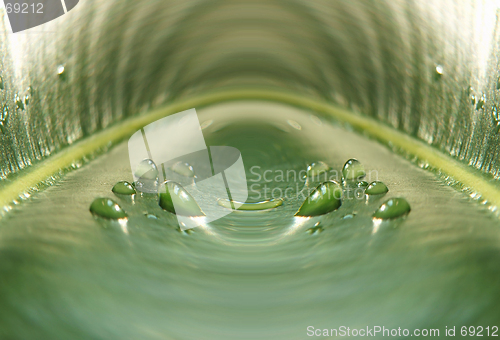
[{"left": 89, "top": 157, "right": 411, "bottom": 236}]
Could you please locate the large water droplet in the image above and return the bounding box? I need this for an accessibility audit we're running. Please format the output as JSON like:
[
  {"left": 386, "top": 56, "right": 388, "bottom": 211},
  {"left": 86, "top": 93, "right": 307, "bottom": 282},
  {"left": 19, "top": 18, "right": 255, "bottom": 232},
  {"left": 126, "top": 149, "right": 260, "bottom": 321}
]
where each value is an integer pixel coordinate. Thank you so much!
[
  {"left": 342, "top": 158, "right": 366, "bottom": 182},
  {"left": 89, "top": 198, "right": 127, "bottom": 219},
  {"left": 365, "top": 181, "right": 389, "bottom": 195},
  {"left": 159, "top": 181, "right": 204, "bottom": 216},
  {"left": 134, "top": 159, "right": 159, "bottom": 193},
  {"left": 112, "top": 181, "right": 136, "bottom": 195},
  {"left": 295, "top": 180, "right": 342, "bottom": 217},
  {"left": 306, "top": 161, "right": 330, "bottom": 178},
  {"left": 373, "top": 198, "right": 411, "bottom": 220},
  {"left": 171, "top": 161, "right": 195, "bottom": 178}
]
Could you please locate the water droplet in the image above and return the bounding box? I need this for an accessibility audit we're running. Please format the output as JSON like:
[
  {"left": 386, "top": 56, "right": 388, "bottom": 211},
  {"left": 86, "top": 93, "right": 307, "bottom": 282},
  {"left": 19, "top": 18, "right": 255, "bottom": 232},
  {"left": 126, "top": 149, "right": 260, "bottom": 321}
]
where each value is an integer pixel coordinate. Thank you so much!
[
  {"left": 57, "top": 64, "right": 65, "bottom": 77},
  {"left": 218, "top": 198, "right": 283, "bottom": 211},
  {"left": 295, "top": 180, "right": 342, "bottom": 217},
  {"left": 14, "top": 94, "right": 24, "bottom": 110},
  {"left": 286, "top": 119, "right": 302, "bottom": 130},
  {"left": 492, "top": 105, "right": 500, "bottom": 132},
  {"left": 306, "top": 222, "right": 323, "bottom": 234},
  {"left": 171, "top": 161, "right": 195, "bottom": 178},
  {"left": 0, "top": 76, "right": 4, "bottom": 90},
  {"left": 159, "top": 181, "right": 204, "bottom": 216},
  {"left": 342, "top": 159, "right": 366, "bottom": 182},
  {"left": 134, "top": 159, "right": 159, "bottom": 193},
  {"left": 373, "top": 198, "right": 411, "bottom": 220},
  {"left": 200, "top": 120, "right": 213, "bottom": 130},
  {"left": 497, "top": 77, "right": 500, "bottom": 90},
  {"left": 145, "top": 213, "right": 158, "bottom": 219},
  {"left": 112, "top": 181, "right": 136, "bottom": 195},
  {"left": 467, "top": 86, "right": 476, "bottom": 105},
  {"left": 365, "top": 181, "right": 389, "bottom": 195},
  {"left": 0, "top": 104, "right": 8, "bottom": 133},
  {"left": 476, "top": 94, "right": 486, "bottom": 110},
  {"left": 434, "top": 64, "right": 443, "bottom": 80},
  {"left": 89, "top": 198, "right": 127, "bottom": 219},
  {"left": 23, "top": 95, "right": 29, "bottom": 106},
  {"left": 306, "top": 161, "right": 330, "bottom": 178},
  {"left": 342, "top": 213, "right": 356, "bottom": 219},
  {"left": 356, "top": 181, "right": 369, "bottom": 188},
  {"left": 178, "top": 226, "right": 195, "bottom": 235}
]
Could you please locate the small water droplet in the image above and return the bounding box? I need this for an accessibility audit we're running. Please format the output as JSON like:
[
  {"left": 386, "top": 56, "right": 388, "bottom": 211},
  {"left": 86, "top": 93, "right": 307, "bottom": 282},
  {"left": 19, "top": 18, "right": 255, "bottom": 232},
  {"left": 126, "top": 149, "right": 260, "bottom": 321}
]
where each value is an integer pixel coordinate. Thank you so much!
[
  {"left": 342, "top": 213, "right": 356, "bottom": 219},
  {"left": 342, "top": 158, "right": 366, "bottom": 182},
  {"left": 159, "top": 181, "right": 204, "bottom": 216},
  {"left": 306, "top": 161, "right": 330, "bottom": 178},
  {"left": 434, "top": 64, "right": 443, "bottom": 80},
  {"left": 89, "top": 198, "right": 127, "bottom": 219},
  {"left": 112, "top": 181, "right": 136, "bottom": 195},
  {"left": 178, "top": 226, "right": 195, "bottom": 235},
  {"left": 171, "top": 161, "right": 195, "bottom": 178},
  {"left": 0, "top": 75, "right": 4, "bottom": 90},
  {"left": 134, "top": 159, "right": 159, "bottom": 193},
  {"left": 306, "top": 222, "right": 323, "bottom": 234},
  {"left": 57, "top": 64, "right": 65, "bottom": 76},
  {"left": 492, "top": 105, "right": 500, "bottom": 132},
  {"left": 365, "top": 181, "right": 389, "bottom": 195},
  {"left": 200, "top": 120, "right": 213, "bottom": 130},
  {"left": 373, "top": 198, "right": 411, "bottom": 220},
  {"left": 295, "top": 181, "right": 342, "bottom": 217},
  {"left": 497, "top": 77, "right": 500, "bottom": 90},
  {"left": 467, "top": 86, "right": 476, "bottom": 105},
  {"left": 310, "top": 115, "right": 322, "bottom": 126},
  {"left": 14, "top": 94, "right": 24, "bottom": 110},
  {"left": 145, "top": 213, "right": 158, "bottom": 219},
  {"left": 0, "top": 104, "right": 8, "bottom": 133},
  {"left": 286, "top": 119, "right": 302, "bottom": 130},
  {"left": 356, "top": 181, "right": 369, "bottom": 188},
  {"left": 218, "top": 198, "right": 283, "bottom": 211},
  {"left": 476, "top": 94, "right": 486, "bottom": 110}
]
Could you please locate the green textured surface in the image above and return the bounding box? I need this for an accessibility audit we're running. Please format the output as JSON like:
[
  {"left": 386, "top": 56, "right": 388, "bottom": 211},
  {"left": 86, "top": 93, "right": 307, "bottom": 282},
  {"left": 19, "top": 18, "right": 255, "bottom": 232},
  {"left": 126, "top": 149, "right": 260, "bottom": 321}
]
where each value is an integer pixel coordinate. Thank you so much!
[{"left": 1, "top": 101, "right": 499, "bottom": 339}]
